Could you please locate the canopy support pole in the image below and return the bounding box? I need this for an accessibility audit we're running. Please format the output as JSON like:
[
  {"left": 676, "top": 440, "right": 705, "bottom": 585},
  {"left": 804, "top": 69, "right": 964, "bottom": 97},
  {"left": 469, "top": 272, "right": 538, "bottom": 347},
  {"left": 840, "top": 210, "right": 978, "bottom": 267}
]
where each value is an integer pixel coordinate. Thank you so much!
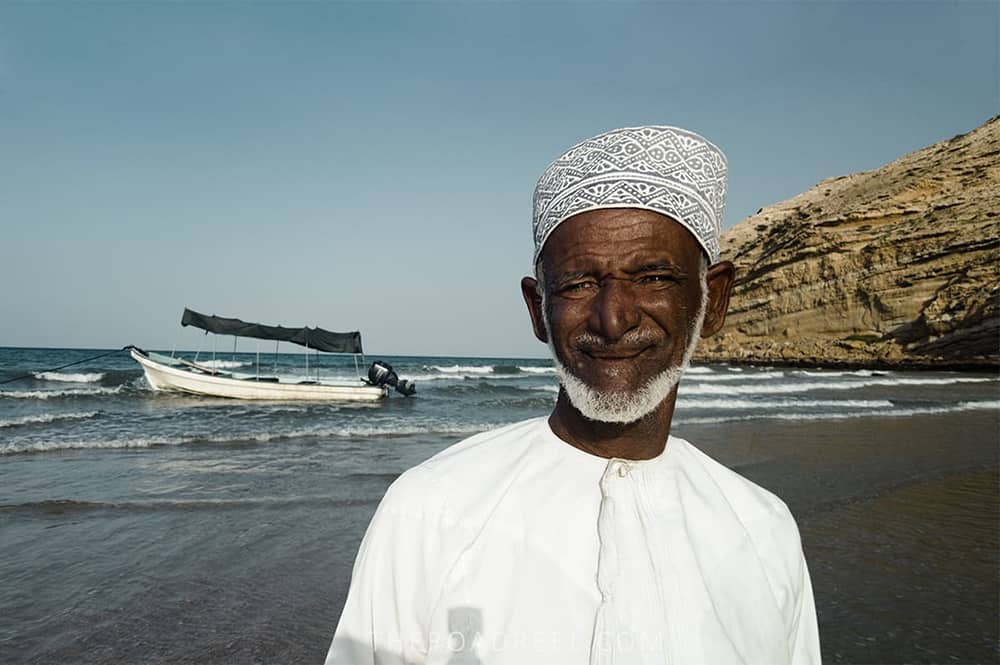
[{"left": 195, "top": 332, "right": 206, "bottom": 363}]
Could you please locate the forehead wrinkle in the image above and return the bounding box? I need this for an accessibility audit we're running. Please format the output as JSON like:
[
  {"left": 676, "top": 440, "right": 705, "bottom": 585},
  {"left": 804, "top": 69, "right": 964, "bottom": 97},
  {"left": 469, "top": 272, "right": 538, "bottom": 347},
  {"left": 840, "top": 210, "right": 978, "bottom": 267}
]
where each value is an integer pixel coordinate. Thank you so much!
[{"left": 546, "top": 247, "right": 687, "bottom": 279}]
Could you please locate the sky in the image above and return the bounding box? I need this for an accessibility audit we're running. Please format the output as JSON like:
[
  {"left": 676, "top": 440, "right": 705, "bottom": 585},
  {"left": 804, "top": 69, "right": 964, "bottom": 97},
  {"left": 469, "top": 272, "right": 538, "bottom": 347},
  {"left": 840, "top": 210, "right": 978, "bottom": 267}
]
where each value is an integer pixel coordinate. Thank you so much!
[{"left": 1, "top": 0, "right": 997, "bottom": 358}]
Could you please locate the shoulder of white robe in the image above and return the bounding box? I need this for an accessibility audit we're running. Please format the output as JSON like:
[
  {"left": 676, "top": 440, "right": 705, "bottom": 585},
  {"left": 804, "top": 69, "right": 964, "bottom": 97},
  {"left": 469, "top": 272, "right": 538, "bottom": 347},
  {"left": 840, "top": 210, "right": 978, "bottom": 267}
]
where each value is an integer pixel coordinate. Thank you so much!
[{"left": 668, "top": 437, "right": 806, "bottom": 665}]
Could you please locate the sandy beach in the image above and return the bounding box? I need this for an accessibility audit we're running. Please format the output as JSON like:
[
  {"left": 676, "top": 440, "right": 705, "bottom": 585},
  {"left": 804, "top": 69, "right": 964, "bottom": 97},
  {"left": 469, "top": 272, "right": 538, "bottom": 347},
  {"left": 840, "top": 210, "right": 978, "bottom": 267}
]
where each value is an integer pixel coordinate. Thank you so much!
[
  {"left": 8, "top": 418, "right": 997, "bottom": 665},
  {"left": 685, "top": 410, "right": 999, "bottom": 665}
]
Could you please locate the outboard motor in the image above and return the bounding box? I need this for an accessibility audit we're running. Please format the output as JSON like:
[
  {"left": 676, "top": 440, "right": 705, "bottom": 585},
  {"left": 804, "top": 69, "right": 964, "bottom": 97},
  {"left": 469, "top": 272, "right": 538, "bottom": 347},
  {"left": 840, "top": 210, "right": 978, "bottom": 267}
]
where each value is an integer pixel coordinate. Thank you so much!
[{"left": 366, "top": 361, "right": 416, "bottom": 397}]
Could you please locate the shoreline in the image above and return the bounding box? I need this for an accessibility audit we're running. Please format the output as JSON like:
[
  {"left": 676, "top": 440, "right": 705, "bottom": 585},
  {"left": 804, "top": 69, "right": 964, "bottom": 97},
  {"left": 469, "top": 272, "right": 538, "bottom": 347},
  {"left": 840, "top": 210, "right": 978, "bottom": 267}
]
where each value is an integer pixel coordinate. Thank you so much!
[{"left": 698, "top": 355, "right": 1000, "bottom": 373}]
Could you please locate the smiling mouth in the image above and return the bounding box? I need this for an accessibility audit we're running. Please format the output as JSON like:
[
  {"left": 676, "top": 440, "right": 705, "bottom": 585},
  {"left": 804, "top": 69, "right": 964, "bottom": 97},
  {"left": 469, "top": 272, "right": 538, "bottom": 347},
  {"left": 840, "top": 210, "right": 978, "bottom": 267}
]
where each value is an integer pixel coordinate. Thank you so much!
[{"left": 581, "top": 347, "right": 648, "bottom": 360}]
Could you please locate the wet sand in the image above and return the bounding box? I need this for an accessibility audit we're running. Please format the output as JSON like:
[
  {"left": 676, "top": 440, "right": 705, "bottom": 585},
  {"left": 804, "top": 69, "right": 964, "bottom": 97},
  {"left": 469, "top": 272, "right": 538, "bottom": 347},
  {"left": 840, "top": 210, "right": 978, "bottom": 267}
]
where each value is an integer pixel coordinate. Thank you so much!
[
  {"left": 806, "top": 467, "right": 998, "bottom": 664},
  {"left": 681, "top": 409, "right": 999, "bottom": 664},
  {"left": 6, "top": 409, "right": 998, "bottom": 665}
]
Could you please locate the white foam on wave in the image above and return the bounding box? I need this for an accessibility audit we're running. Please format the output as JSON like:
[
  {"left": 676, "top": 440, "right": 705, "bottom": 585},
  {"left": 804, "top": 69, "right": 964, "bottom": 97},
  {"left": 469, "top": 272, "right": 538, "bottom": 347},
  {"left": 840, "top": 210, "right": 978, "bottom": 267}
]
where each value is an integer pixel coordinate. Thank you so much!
[
  {"left": 679, "top": 400, "right": 1000, "bottom": 425},
  {"left": 1, "top": 437, "right": 173, "bottom": 455},
  {"left": 686, "top": 370, "right": 787, "bottom": 382},
  {"left": 0, "top": 411, "right": 99, "bottom": 428},
  {"left": 798, "top": 369, "right": 876, "bottom": 377},
  {"left": 685, "top": 366, "right": 715, "bottom": 374},
  {"left": 33, "top": 372, "right": 105, "bottom": 383},
  {"left": 519, "top": 366, "right": 557, "bottom": 374},
  {"left": 0, "top": 421, "right": 510, "bottom": 455},
  {"left": 0, "top": 386, "right": 124, "bottom": 400},
  {"left": 678, "top": 398, "right": 894, "bottom": 410},
  {"left": 681, "top": 375, "right": 996, "bottom": 396},
  {"left": 428, "top": 365, "right": 495, "bottom": 374}
]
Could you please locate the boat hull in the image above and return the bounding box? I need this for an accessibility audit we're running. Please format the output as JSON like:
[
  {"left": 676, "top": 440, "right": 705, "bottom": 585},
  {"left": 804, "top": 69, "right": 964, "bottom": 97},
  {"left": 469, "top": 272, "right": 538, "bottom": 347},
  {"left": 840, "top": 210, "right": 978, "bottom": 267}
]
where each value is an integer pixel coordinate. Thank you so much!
[{"left": 130, "top": 349, "right": 386, "bottom": 402}]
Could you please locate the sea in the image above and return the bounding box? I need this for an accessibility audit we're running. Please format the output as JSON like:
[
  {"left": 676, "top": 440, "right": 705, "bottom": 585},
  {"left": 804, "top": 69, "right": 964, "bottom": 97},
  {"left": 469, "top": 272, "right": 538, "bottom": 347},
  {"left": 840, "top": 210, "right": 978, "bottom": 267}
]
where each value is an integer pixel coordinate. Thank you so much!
[{"left": 1, "top": 346, "right": 998, "bottom": 664}]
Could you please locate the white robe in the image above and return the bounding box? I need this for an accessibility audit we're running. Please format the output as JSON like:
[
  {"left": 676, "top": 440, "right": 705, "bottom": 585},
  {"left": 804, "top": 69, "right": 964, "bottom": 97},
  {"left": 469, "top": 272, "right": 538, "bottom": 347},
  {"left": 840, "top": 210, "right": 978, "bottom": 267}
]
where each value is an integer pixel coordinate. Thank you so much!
[{"left": 326, "top": 417, "right": 821, "bottom": 665}]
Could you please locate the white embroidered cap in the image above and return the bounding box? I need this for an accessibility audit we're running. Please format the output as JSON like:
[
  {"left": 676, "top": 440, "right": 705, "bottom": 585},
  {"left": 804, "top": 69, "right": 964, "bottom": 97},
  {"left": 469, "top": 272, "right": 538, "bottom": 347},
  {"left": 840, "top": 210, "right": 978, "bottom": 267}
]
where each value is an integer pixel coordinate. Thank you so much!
[{"left": 532, "top": 125, "right": 727, "bottom": 265}]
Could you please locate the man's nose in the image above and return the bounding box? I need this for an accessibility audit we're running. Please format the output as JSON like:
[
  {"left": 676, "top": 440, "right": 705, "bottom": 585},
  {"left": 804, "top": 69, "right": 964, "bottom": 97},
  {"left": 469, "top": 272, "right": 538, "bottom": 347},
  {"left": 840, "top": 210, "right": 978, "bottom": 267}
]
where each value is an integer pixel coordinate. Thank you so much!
[{"left": 588, "top": 278, "right": 641, "bottom": 342}]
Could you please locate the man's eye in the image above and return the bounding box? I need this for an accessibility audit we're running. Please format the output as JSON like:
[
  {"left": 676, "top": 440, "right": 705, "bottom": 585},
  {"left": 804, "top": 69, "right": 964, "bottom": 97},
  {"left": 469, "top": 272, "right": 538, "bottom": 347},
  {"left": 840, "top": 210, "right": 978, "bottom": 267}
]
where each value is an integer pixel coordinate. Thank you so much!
[
  {"left": 638, "top": 274, "right": 675, "bottom": 285},
  {"left": 559, "top": 281, "right": 597, "bottom": 294}
]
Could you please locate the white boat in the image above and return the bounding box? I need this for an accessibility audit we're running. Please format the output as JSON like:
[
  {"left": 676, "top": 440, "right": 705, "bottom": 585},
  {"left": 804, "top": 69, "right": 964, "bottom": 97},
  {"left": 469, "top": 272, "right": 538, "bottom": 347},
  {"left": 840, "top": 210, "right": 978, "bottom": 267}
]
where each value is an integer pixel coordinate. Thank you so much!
[{"left": 128, "top": 309, "right": 414, "bottom": 402}]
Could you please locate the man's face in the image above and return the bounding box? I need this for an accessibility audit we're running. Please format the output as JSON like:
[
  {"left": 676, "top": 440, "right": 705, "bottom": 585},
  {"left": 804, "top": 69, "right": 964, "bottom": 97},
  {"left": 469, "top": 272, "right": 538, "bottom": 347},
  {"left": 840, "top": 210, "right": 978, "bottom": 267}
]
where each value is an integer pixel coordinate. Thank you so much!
[{"left": 524, "top": 209, "right": 715, "bottom": 421}]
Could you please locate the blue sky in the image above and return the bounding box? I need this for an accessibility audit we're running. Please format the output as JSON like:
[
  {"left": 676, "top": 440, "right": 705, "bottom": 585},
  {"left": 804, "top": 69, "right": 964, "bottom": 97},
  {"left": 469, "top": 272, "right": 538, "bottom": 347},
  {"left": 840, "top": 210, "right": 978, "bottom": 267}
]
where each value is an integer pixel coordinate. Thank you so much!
[{"left": 1, "top": 1, "right": 996, "bottom": 357}]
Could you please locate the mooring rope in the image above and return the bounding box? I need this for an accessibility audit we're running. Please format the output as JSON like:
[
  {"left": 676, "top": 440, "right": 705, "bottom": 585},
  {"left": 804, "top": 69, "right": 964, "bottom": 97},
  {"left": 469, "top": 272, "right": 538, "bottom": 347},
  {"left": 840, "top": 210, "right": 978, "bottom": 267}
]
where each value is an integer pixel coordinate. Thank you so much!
[{"left": 0, "top": 346, "right": 133, "bottom": 385}]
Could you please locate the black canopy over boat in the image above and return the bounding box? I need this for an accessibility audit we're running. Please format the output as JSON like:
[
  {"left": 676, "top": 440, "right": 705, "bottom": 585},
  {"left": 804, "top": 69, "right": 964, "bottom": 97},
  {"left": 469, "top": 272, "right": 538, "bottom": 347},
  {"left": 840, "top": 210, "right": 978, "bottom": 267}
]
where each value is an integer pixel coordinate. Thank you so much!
[{"left": 181, "top": 308, "right": 363, "bottom": 354}]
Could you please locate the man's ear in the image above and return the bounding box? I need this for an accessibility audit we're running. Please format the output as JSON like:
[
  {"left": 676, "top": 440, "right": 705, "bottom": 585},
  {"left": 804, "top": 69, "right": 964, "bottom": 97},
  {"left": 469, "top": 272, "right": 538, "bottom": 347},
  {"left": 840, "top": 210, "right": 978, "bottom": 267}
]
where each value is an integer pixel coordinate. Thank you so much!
[
  {"left": 700, "top": 260, "right": 736, "bottom": 338},
  {"left": 520, "top": 276, "right": 549, "bottom": 343}
]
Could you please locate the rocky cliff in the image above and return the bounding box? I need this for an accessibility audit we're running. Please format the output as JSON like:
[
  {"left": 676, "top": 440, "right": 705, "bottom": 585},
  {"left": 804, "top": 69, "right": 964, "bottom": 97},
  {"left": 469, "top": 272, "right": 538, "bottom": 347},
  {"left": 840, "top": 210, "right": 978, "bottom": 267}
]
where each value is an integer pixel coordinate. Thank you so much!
[{"left": 698, "top": 116, "right": 999, "bottom": 368}]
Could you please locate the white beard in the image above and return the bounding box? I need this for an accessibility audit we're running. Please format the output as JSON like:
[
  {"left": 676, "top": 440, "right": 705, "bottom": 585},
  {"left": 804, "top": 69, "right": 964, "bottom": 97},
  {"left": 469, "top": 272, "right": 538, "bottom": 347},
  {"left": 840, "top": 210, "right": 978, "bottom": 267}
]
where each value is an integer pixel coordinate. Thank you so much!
[{"left": 545, "top": 288, "right": 708, "bottom": 425}]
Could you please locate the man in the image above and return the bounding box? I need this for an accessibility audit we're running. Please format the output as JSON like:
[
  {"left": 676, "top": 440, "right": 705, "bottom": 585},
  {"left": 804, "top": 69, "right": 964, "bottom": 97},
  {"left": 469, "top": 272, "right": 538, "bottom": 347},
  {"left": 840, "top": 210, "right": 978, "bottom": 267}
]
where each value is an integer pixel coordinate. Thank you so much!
[{"left": 327, "top": 126, "right": 821, "bottom": 664}]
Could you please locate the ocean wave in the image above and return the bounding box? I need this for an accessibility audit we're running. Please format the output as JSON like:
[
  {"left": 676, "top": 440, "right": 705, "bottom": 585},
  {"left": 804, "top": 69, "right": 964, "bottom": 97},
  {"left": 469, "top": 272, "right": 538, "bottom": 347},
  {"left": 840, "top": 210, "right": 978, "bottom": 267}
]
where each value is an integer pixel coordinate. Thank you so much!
[
  {"left": 0, "top": 437, "right": 174, "bottom": 455},
  {"left": 478, "top": 396, "right": 558, "bottom": 410},
  {"left": 678, "top": 400, "right": 1000, "bottom": 424},
  {"left": 0, "top": 495, "right": 378, "bottom": 515},
  {"left": 0, "top": 411, "right": 100, "bottom": 428},
  {"left": 0, "top": 421, "right": 509, "bottom": 455},
  {"left": 100, "top": 369, "right": 145, "bottom": 387},
  {"left": 680, "top": 376, "right": 996, "bottom": 396},
  {"left": 402, "top": 372, "right": 528, "bottom": 382},
  {"left": 677, "top": 398, "right": 894, "bottom": 410},
  {"left": 234, "top": 422, "right": 504, "bottom": 442},
  {"left": 427, "top": 365, "right": 495, "bottom": 374},
  {"left": 412, "top": 365, "right": 556, "bottom": 380},
  {"left": 432, "top": 382, "right": 553, "bottom": 397},
  {"left": 685, "top": 366, "right": 715, "bottom": 374},
  {"left": 0, "top": 499, "right": 113, "bottom": 513},
  {"left": 797, "top": 369, "right": 878, "bottom": 377},
  {"left": 0, "top": 385, "right": 125, "bottom": 400},
  {"left": 33, "top": 371, "right": 105, "bottom": 383},
  {"left": 687, "top": 370, "right": 787, "bottom": 382}
]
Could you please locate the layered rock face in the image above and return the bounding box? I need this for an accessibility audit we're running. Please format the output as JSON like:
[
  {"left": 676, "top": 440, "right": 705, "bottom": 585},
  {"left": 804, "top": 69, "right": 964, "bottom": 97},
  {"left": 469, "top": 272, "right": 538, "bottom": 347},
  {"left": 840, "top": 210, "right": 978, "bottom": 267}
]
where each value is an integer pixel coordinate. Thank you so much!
[{"left": 697, "top": 116, "right": 999, "bottom": 368}]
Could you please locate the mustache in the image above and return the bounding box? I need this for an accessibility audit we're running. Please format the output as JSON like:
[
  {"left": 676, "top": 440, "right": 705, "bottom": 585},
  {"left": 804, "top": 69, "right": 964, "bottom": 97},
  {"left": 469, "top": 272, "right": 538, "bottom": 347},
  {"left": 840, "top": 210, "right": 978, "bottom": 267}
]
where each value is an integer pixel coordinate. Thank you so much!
[{"left": 571, "top": 330, "right": 660, "bottom": 353}]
